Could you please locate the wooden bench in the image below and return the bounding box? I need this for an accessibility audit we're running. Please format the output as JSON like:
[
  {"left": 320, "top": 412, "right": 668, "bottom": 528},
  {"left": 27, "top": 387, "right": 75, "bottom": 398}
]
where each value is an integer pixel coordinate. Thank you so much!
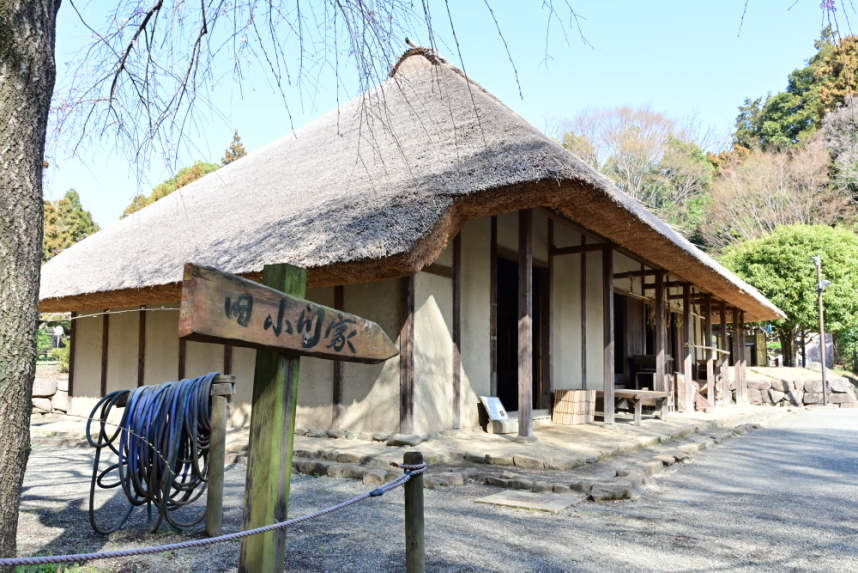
[{"left": 596, "top": 389, "right": 671, "bottom": 425}]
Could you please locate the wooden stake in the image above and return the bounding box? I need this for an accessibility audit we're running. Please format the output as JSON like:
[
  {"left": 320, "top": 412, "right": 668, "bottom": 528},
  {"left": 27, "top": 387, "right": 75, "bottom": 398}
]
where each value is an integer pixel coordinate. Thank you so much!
[
  {"left": 404, "top": 451, "right": 425, "bottom": 573},
  {"left": 206, "top": 375, "right": 235, "bottom": 537},
  {"left": 518, "top": 209, "right": 534, "bottom": 439},
  {"left": 602, "top": 245, "right": 615, "bottom": 425},
  {"left": 400, "top": 276, "right": 415, "bottom": 434},
  {"left": 453, "top": 233, "right": 462, "bottom": 429},
  {"left": 238, "top": 263, "right": 306, "bottom": 573}
]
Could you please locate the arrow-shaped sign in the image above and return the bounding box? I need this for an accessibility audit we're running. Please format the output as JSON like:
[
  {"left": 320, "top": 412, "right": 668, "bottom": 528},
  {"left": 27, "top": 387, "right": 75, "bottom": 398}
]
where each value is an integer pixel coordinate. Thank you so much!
[{"left": 178, "top": 264, "right": 398, "bottom": 364}]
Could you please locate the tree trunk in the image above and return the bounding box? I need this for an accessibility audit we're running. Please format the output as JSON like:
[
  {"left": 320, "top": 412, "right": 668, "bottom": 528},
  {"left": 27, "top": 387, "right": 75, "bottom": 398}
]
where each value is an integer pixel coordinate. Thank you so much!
[
  {"left": 778, "top": 326, "right": 797, "bottom": 367},
  {"left": 0, "top": 1, "right": 60, "bottom": 568}
]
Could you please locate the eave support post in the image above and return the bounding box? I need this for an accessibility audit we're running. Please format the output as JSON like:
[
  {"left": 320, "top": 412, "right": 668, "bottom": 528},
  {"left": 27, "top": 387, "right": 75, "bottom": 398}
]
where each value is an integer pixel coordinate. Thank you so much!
[
  {"left": 682, "top": 285, "right": 693, "bottom": 411},
  {"left": 655, "top": 272, "right": 666, "bottom": 393},
  {"left": 518, "top": 209, "right": 534, "bottom": 441},
  {"left": 704, "top": 294, "right": 715, "bottom": 408},
  {"left": 602, "top": 244, "right": 615, "bottom": 426},
  {"left": 720, "top": 300, "right": 730, "bottom": 405}
]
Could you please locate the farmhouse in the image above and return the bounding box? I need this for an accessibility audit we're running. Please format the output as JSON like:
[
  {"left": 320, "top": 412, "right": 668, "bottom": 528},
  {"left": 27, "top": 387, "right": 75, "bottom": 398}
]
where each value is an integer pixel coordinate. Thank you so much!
[{"left": 39, "top": 48, "right": 785, "bottom": 438}]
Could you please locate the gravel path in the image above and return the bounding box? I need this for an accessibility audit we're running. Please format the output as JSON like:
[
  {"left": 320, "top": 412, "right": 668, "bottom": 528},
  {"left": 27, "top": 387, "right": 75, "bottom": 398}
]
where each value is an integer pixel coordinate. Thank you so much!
[{"left": 17, "top": 408, "right": 858, "bottom": 572}]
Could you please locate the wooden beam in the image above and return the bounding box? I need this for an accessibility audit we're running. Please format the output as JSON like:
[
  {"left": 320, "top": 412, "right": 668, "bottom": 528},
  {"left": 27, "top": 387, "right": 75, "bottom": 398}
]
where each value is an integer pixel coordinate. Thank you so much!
[
  {"left": 602, "top": 245, "right": 615, "bottom": 425},
  {"left": 137, "top": 305, "right": 146, "bottom": 387},
  {"left": 400, "top": 275, "right": 415, "bottom": 434},
  {"left": 615, "top": 270, "right": 659, "bottom": 279},
  {"left": 581, "top": 236, "right": 588, "bottom": 390},
  {"left": 238, "top": 263, "right": 305, "bottom": 573},
  {"left": 422, "top": 263, "right": 453, "bottom": 279},
  {"left": 682, "top": 285, "right": 693, "bottom": 411},
  {"left": 224, "top": 345, "right": 233, "bottom": 375},
  {"left": 68, "top": 311, "right": 77, "bottom": 403},
  {"left": 644, "top": 280, "right": 691, "bottom": 290},
  {"left": 332, "top": 285, "right": 344, "bottom": 430},
  {"left": 550, "top": 243, "right": 604, "bottom": 257},
  {"left": 498, "top": 245, "right": 549, "bottom": 269},
  {"left": 704, "top": 294, "right": 715, "bottom": 407},
  {"left": 452, "top": 233, "right": 462, "bottom": 430},
  {"left": 100, "top": 310, "right": 109, "bottom": 397},
  {"left": 654, "top": 272, "right": 666, "bottom": 392},
  {"left": 490, "top": 216, "right": 498, "bottom": 397},
  {"left": 720, "top": 300, "right": 730, "bottom": 405},
  {"left": 178, "top": 338, "right": 186, "bottom": 380},
  {"left": 518, "top": 209, "right": 534, "bottom": 439},
  {"left": 544, "top": 220, "right": 554, "bottom": 409}
]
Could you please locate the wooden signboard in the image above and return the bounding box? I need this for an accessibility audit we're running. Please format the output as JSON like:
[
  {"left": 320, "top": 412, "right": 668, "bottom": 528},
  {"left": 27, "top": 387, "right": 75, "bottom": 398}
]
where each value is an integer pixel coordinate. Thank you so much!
[{"left": 179, "top": 264, "right": 398, "bottom": 364}]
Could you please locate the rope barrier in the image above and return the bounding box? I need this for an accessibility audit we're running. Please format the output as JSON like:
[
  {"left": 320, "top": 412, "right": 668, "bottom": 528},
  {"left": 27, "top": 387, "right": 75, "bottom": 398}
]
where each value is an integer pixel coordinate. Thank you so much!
[
  {"left": 87, "top": 374, "right": 217, "bottom": 534},
  {"left": 0, "top": 463, "right": 426, "bottom": 567}
]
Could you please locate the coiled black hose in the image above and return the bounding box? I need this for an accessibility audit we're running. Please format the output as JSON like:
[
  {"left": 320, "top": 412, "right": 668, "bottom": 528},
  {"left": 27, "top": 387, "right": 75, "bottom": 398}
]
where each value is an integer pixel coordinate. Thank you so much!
[{"left": 86, "top": 373, "right": 218, "bottom": 533}]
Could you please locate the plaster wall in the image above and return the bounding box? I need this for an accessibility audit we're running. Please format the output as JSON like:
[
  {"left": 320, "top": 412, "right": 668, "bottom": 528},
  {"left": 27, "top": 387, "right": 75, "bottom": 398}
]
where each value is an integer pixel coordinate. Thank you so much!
[
  {"left": 414, "top": 272, "right": 454, "bottom": 434},
  {"left": 340, "top": 280, "right": 401, "bottom": 434},
  {"left": 295, "top": 287, "right": 336, "bottom": 430},
  {"left": 186, "top": 341, "right": 223, "bottom": 380},
  {"left": 70, "top": 310, "right": 104, "bottom": 417},
  {"left": 552, "top": 224, "right": 583, "bottom": 390},
  {"left": 459, "top": 217, "right": 491, "bottom": 428},
  {"left": 585, "top": 249, "right": 605, "bottom": 389},
  {"left": 106, "top": 307, "right": 140, "bottom": 394},
  {"left": 144, "top": 303, "right": 180, "bottom": 386}
]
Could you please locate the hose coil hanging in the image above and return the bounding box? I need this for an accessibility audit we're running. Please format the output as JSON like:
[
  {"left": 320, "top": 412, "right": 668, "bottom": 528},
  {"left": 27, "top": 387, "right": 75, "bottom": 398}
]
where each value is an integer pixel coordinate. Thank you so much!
[{"left": 87, "top": 373, "right": 218, "bottom": 533}]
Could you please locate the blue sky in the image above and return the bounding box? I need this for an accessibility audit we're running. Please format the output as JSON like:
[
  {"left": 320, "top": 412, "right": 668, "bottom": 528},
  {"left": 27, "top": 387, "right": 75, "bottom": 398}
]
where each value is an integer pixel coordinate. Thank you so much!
[{"left": 46, "top": 1, "right": 825, "bottom": 227}]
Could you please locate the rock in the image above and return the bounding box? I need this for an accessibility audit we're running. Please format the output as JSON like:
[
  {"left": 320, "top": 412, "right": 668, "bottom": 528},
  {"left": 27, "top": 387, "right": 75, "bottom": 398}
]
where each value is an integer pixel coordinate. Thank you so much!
[
  {"left": 747, "top": 379, "right": 772, "bottom": 391},
  {"left": 31, "top": 398, "right": 52, "bottom": 413},
  {"left": 342, "top": 466, "right": 368, "bottom": 479},
  {"left": 485, "top": 476, "right": 511, "bottom": 488},
  {"left": 431, "top": 472, "right": 465, "bottom": 487},
  {"left": 384, "top": 470, "right": 403, "bottom": 483},
  {"left": 662, "top": 449, "right": 689, "bottom": 461},
  {"left": 327, "top": 429, "right": 346, "bottom": 439},
  {"left": 652, "top": 454, "right": 676, "bottom": 467},
  {"left": 464, "top": 453, "right": 488, "bottom": 464},
  {"left": 569, "top": 480, "right": 593, "bottom": 494},
  {"left": 732, "top": 425, "right": 750, "bottom": 436},
  {"left": 803, "top": 392, "right": 825, "bottom": 404},
  {"left": 32, "top": 377, "right": 58, "bottom": 398},
  {"left": 513, "top": 454, "right": 544, "bottom": 469},
  {"left": 747, "top": 388, "right": 764, "bottom": 405},
  {"left": 387, "top": 434, "right": 422, "bottom": 447},
  {"left": 345, "top": 431, "right": 357, "bottom": 440},
  {"left": 769, "top": 389, "right": 785, "bottom": 403},
  {"left": 589, "top": 482, "right": 635, "bottom": 501},
  {"left": 294, "top": 428, "right": 309, "bottom": 437},
  {"left": 532, "top": 481, "right": 553, "bottom": 493},
  {"left": 768, "top": 379, "right": 793, "bottom": 393},
  {"left": 841, "top": 402, "right": 856, "bottom": 408},
  {"left": 372, "top": 433, "right": 389, "bottom": 442},
  {"left": 336, "top": 452, "right": 362, "bottom": 464},
  {"left": 828, "top": 392, "right": 856, "bottom": 404},
  {"left": 760, "top": 390, "right": 772, "bottom": 404},
  {"left": 486, "top": 454, "right": 513, "bottom": 466},
  {"left": 236, "top": 455, "right": 248, "bottom": 466},
  {"left": 784, "top": 390, "right": 804, "bottom": 406},
  {"left": 51, "top": 390, "right": 68, "bottom": 413},
  {"left": 499, "top": 471, "right": 520, "bottom": 480},
  {"left": 829, "top": 378, "right": 853, "bottom": 393},
  {"left": 510, "top": 479, "right": 533, "bottom": 490},
  {"left": 307, "top": 430, "right": 327, "bottom": 438},
  {"left": 446, "top": 451, "right": 465, "bottom": 462},
  {"left": 320, "top": 450, "right": 340, "bottom": 461},
  {"left": 677, "top": 444, "right": 700, "bottom": 455},
  {"left": 547, "top": 457, "right": 582, "bottom": 471},
  {"left": 56, "top": 377, "right": 69, "bottom": 393},
  {"left": 296, "top": 461, "right": 328, "bottom": 476},
  {"left": 553, "top": 484, "right": 571, "bottom": 494},
  {"left": 358, "top": 432, "right": 374, "bottom": 441},
  {"left": 804, "top": 380, "right": 824, "bottom": 393},
  {"left": 363, "top": 470, "right": 387, "bottom": 485},
  {"left": 694, "top": 439, "right": 715, "bottom": 450},
  {"left": 326, "top": 464, "right": 346, "bottom": 477}
]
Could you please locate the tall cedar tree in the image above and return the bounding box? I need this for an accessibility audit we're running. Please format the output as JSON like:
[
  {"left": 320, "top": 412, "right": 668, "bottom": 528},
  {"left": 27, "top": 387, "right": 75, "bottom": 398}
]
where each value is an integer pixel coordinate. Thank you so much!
[
  {"left": 221, "top": 130, "right": 248, "bottom": 165},
  {"left": 122, "top": 161, "right": 220, "bottom": 218},
  {"left": 43, "top": 189, "right": 100, "bottom": 262}
]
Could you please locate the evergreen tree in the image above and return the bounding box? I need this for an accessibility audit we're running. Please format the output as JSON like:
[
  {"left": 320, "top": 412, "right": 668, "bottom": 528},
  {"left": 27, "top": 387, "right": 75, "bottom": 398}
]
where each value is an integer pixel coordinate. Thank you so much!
[
  {"left": 42, "top": 190, "right": 100, "bottom": 263},
  {"left": 122, "top": 161, "right": 220, "bottom": 218},
  {"left": 221, "top": 130, "right": 248, "bottom": 165}
]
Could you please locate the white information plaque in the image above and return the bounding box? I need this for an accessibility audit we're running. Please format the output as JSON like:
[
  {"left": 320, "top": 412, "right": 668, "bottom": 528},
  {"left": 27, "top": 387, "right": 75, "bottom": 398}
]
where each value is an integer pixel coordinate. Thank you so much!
[{"left": 480, "top": 396, "right": 509, "bottom": 421}]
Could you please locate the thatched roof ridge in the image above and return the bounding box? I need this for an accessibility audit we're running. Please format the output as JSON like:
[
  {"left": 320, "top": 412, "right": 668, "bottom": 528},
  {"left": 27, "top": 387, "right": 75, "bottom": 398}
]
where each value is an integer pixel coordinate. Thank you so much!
[{"left": 39, "top": 50, "right": 784, "bottom": 321}]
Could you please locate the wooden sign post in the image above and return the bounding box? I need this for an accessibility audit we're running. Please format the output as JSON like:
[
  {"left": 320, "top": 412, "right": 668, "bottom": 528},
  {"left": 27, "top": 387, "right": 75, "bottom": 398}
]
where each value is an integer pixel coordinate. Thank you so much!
[{"left": 179, "top": 263, "right": 398, "bottom": 573}]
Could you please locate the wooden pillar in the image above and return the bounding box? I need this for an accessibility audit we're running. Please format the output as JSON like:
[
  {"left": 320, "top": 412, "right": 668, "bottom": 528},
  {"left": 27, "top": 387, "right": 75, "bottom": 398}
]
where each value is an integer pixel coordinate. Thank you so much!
[
  {"left": 68, "top": 311, "right": 77, "bottom": 407},
  {"left": 580, "top": 236, "right": 588, "bottom": 390},
  {"left": 518, "top": 209, "right": 534, "bottom": 439},
  {"left": 739, "top": 311, "right": 747, "bottom": 401},
  {"left": 100, "top": 310, "right": 109, "bottom": 396},
  {"left": 654, "top": 272, "right": 665, "bottom": 392},
  {"left": 404, "top": 451, "right": 425, "bottom": 573},
  {"left": 682, "top": 285, "right": 693, "bottom": 411},
  {"left": 720, "top": 300, "right": 730, "bottom": 405},
  {"left": 732, "top": 308, "right": 743, "bottom": 403},
  {"left": 239, "top": 264, "right": 306, "bottom": 573},
  {"left": 602, "top": 245, "right": 615, "bottom": 425},
  {"left": 178, "top": 339, "right": 187, "bottom": 380},
  {"left": 332, "top": 285, "right": 344, "bottom": 429},
  {"left": 224, "top": 345, "right": 233, "bottom": 375},
  {"left": 704, "top": 294, "right": 714, "bottom": 407},
  {"left": 490, "top": 216, "right": 498, "bottom": 397},
  {"left": 400, "top": 276, "right": 415, "bottom": 435},
  {"left": 206, "top": 375, "right": 235, "bottom": 537},
  {"left": 544, "top": 219, "right": 554, "bottom": 409},
  {"left": 452, "top": 233, "right": 462, "bottom": 429},
  {"left": 137, "top": 305, "right": 146, "bottom": 387}
]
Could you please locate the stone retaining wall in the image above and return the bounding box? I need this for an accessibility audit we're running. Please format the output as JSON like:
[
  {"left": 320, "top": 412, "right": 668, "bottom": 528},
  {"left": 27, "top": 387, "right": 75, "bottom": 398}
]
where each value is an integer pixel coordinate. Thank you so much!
[
  {"left": 32, "top": 373, "right": 69, "bottom": 415},
  {"left": 742, "top": 367, "right": 857, "bottom": 408}
]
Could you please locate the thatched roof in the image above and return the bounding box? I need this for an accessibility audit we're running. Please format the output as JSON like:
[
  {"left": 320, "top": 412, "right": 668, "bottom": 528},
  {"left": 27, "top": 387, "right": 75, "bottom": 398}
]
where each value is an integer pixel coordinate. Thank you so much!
[{"left": 39, "top": 49, "right": 784, "bottom": 322}]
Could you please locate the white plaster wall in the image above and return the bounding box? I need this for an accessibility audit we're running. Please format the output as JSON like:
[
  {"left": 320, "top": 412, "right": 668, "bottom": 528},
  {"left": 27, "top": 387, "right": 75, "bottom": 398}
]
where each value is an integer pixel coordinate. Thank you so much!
[
  {"left": 497, "top": 211, "right": 518, "bottom": 251},
  {"left": 295, "top": 286, "right": 336, "bottom": 430},
  {"left": 414, "top": 272, "right": 454, "bottom": 434},
  {"left": 460, "top": 218, "right": 491, "bottom": 428},
  {"left": 532, "top": 211, "right": 549, "bottom": 263},
  {"left": 186, "top": 341, "right": 223, "bottom": 379},
  {"left": 552, "top": 224, "right": 583, "bottom": 390},
  {"left": 144, "top": 303, "right": 180, "bottom": 385},
  {"left": 340, "top": 280, "right": 401, "bottom": 434},
  {"left": 586, "top": 250, "right": 605, "bottom": 389},
  {"left": 230, "top": 346, "right": 256, "bottom": 428},
  {"left": 613, "top": 252, "right": 642, "bottom": 295},
  {"left": 106, "top": 306, "right": 140, "bottom": 394},
  {"left": 70, "top": 310, "right": 104, "bottom": 417}
]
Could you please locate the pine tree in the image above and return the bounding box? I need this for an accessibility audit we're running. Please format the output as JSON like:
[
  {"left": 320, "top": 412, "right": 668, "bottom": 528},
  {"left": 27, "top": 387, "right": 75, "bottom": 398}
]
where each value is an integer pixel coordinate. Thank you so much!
[
  {"left": 221, "top": 130, "right": 248, "bottom": 165},
  {"left": 42, "top": 189, "right": 101, "bottom": 263}
]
